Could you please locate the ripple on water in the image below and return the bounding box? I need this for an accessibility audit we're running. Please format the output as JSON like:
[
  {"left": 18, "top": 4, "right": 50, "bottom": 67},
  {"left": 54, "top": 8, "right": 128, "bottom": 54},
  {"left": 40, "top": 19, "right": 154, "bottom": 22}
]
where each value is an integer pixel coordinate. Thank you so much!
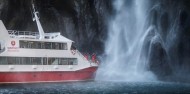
[{"left": 0, "top": 81, "right": 190, "bottom": 94}]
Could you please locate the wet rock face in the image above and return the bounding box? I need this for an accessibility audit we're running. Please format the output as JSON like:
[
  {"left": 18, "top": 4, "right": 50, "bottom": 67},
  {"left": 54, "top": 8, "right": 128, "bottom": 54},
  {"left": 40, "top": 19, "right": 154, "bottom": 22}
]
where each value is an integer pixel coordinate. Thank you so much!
[
  {"left": 148, "top": 37, "right": 172, "bottom": 80},
  {"left": 143, "top": 0, "right": 190, "bottom": 82},
  {"left": 0, "top": 0, "right": 113, "bottom": 55}
]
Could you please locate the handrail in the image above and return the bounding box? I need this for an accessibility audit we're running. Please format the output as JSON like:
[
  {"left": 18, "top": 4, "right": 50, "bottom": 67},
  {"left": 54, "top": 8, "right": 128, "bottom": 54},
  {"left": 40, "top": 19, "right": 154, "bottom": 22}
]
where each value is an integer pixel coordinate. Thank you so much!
[
  {"left": 8, "top": 30, "right": 60, "bottom": 39},
  {"left": 8, "top": 30, "right": 39, "bottom": 36}
]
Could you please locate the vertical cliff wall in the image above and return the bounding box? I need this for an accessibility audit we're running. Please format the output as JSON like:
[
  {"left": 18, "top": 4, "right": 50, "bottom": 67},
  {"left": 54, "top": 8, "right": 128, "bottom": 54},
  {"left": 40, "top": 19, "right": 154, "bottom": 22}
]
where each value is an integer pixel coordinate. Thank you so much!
[{"left": 0, "top": 0, "right": 113, "bottom": 55}]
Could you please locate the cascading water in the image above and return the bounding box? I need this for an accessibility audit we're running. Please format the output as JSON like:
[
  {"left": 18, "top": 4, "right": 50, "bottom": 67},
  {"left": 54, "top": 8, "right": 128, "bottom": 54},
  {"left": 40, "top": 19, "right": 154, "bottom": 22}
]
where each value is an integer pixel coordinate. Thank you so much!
[{"left": 96, "top": 0, "right": 157, "bottom": 81}]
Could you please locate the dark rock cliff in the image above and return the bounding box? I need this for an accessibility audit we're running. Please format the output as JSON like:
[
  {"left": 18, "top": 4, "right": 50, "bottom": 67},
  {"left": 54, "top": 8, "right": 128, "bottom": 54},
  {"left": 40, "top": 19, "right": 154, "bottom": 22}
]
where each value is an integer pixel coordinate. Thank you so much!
[
  {"left": 144, "top": 0, "right": 190, "bottom": 82},
  {"left": 0, "top": 0, "right": 113, "bottom": 55}
]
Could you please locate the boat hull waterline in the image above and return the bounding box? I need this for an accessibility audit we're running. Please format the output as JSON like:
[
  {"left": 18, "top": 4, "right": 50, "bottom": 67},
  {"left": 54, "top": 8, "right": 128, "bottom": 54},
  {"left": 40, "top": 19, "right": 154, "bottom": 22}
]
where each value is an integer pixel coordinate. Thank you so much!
[{"left": 0, "top": 67, "right": 97, "bottom": 83}]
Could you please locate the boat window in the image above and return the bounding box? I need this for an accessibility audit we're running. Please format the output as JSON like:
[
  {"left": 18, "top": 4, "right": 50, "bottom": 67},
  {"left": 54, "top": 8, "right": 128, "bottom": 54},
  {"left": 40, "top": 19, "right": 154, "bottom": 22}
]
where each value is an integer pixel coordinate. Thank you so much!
[
  {"left": 41, "top": 42, "right": 45, "bottom": 49},
  {"left": 68, "top": 58, "right": 78, "bottom": 65},
  {"left": 19, "top": 40, "right": 67, "bottom": 50},
  {"left": 59, "top": 43, "right": 63, "bottom": 49},
  {"left": 32, "top": 57, "right": 42, "bottom": 65},
  {"left": 59, "top": 58, "right": 78, "bottom": 65},
  {"left": 42, "top": 57, "right": 47, "bottom": 65},
  {"left": 15, "top": 57, "right": 21, "bottom": 64},
  {"left": 0, "top": 57, "right": 7, "bottom": 64},
  {"left": 53, "top": 43, "right": 59, "bottom": 50},
  {"left": 19, "top": 41, "right": 28, "bottom": 48},
  {"left": 28, "top": 41, "right": 33, "bottom": 48},
  {"left": 63, "top": 43, "right": 68, "bottom": 50},
  {"left": 0, "top": 57, "right": 78, "bottom": 65},
  {"left": 7, "top": 57, "right": 16, "bottom": 65},
  {"left": 45, "top": 42, "right": 51, "bottom": 49},
  {"left": 0, "top": 57, "right": 46, "bottom": 65},
  {"left": 52, "top": 43, "right": 56, "bottom": 49},
  {"left": 47, "top": 58, "right": 56, "bottom": 65},
  {"left": 60, "top": 58, "right": 68, "bottom": 65},
  {"left": 32, "top": 41, "right": 40, "bottom": 48}
]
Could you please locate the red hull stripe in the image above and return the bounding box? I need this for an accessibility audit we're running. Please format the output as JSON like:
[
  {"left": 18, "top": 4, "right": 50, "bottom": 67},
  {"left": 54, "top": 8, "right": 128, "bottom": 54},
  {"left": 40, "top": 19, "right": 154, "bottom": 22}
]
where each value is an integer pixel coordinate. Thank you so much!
[{"left": 0, "top": 67, "right": 97, "bottom": 83}]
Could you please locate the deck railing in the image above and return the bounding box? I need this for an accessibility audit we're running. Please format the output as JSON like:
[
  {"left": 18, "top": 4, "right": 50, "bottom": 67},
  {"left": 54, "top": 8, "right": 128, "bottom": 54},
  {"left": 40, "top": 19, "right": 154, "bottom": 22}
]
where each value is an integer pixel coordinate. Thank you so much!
[
  {"left": 8, "top": 30, "right": 39, "bottom": 36},
  {"left": 8, "top": 30, "right": 40, "bottom": 39},
  {"left": 8, "top": 30, "right": 60, "bottom": 39}
]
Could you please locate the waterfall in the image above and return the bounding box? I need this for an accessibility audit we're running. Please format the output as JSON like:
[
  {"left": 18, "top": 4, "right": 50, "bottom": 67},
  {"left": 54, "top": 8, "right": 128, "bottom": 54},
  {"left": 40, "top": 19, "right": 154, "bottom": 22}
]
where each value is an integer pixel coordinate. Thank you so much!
[{"left": 96, "top": 0, "right": 157, "bottom": 81}]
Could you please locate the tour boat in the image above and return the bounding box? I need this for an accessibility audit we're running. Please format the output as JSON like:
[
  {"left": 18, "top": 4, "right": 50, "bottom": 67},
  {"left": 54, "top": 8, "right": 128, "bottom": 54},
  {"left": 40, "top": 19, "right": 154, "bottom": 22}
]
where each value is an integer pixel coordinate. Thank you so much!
[{"left": 0, "top": 3, "right": 98, "bottom": 83}]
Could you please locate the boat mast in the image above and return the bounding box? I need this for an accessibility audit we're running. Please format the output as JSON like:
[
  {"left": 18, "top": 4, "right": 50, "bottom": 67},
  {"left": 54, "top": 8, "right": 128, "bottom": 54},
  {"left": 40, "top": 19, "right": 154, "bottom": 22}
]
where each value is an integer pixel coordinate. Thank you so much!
[{"left": 32, "top": 0, "right": 45, "bottom": 39}]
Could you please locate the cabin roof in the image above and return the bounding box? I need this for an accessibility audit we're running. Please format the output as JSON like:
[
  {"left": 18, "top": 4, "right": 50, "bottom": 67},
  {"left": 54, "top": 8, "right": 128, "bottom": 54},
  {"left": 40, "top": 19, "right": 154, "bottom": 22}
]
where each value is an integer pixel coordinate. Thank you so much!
[{"left": 52, "top": 34, "right": 73, "bottom": 43}]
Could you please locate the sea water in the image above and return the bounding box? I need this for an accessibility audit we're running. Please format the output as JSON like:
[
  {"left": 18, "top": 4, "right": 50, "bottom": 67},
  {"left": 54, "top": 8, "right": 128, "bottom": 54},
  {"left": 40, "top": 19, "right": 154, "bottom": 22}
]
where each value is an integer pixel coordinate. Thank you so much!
[{"left": 0, "top": 81, "right": 190, "bottom": 94}]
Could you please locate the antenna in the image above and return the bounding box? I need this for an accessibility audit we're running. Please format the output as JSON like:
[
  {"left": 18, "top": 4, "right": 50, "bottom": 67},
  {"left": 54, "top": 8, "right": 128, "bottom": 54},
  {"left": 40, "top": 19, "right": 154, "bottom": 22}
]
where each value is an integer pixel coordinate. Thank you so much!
[
  {"left": 31, "top": 0, "right": 36, "bottom": 21},
  {"left": 30, "top": 8, "right": 34, "bottom": 21},
  {"left": 31, "top": 0, "right": 45, "bottom": 39},
  {"left": 31, "top": 0, "right": 36, "bottom": 10}
]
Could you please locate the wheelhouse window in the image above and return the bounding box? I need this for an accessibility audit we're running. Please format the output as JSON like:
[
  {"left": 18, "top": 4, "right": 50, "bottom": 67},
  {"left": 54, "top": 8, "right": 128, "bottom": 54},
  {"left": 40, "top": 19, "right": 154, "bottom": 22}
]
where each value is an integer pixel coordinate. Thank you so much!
[{"left": 19, "top": 40, "right": 67, "bottom": 50}]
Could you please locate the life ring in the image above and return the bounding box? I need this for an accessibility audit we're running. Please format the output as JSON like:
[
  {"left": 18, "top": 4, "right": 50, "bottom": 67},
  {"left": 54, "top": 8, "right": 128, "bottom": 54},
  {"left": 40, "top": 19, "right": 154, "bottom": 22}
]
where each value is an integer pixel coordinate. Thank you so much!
[{"left": 71, "top": 50, "right": 76, "bottom": 55}]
